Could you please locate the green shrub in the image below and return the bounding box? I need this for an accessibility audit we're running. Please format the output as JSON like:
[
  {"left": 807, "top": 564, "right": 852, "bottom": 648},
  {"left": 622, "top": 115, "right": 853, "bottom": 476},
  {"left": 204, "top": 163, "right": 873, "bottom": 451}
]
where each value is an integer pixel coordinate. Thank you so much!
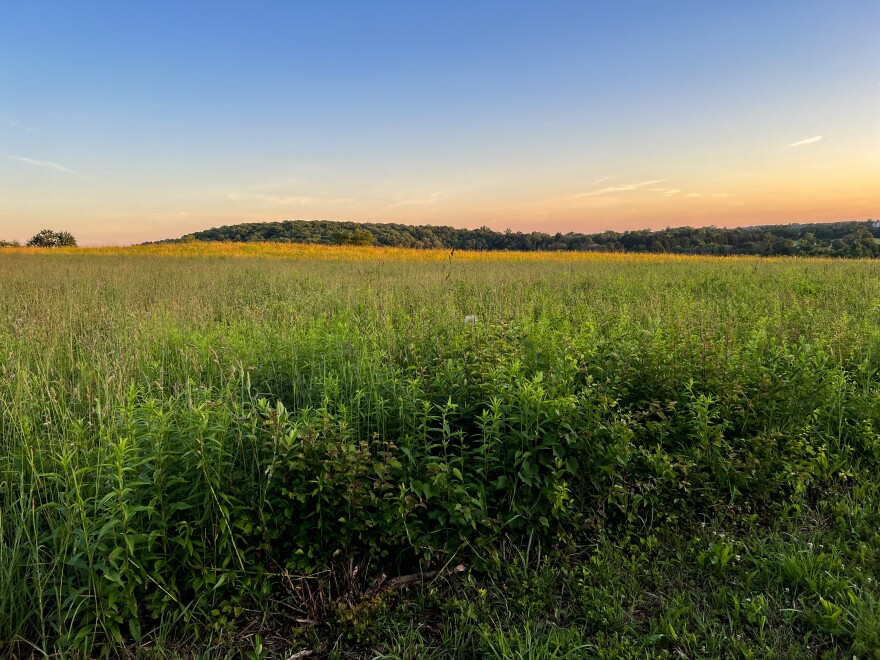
[{"left": 26, "top": 229, "right": 77, "bottom": 247}]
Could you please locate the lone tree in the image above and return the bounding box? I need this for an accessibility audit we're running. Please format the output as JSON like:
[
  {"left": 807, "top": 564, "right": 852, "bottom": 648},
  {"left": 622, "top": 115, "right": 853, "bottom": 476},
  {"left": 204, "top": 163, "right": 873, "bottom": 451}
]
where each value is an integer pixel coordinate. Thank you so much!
[{"left": 26, "top": 229, "right": 77, "bottom": 247}]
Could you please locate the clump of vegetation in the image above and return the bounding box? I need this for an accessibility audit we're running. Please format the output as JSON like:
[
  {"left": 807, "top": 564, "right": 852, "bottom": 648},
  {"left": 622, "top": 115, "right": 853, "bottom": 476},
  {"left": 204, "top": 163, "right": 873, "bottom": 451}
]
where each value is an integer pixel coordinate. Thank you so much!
[
  {"left": 1, "top": 248, "right": 879, "bottom": 657},
  {"left": 0, "top": 239, "right": 19, "bottom": 247},
  {"left": 25, "top": 228, "right": 77, "bottom": 247},
  {"left": 331, "top": 227, "right": 375, "bottom": 245}
]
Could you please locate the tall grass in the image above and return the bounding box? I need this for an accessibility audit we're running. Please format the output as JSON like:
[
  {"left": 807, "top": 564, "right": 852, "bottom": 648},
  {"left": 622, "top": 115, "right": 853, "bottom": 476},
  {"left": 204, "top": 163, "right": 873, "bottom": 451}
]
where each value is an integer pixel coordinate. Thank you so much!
[{"left": 2, "top": 248, "right": 880, "bottom": 655}]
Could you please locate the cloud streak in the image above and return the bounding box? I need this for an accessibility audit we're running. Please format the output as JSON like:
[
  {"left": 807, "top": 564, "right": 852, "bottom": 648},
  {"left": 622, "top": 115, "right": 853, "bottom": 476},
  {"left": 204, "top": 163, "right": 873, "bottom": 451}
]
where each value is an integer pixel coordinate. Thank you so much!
[
  {"left": 571, "top": 179, "right": 667, "bottom": 199},
  {"left": 788, "top": 136, "right": 822, "bottom": 147},
  {"left": 381, "top": 191, "right": 445, "bottom": 213},
  {"left": 226, "top": 192, "right": 353, "bottom": 207},
  {"left": 379, "top": 182, "right": 488, "bottom": 213},
  {"left": 589, "top": 175, "right": 618, "bottom": 186},
  {"left": 8, "top": 155, "right": 78, "bottom": 174},
  {"left": 7, "top": 120, "right": 39, "bottom": 132}
]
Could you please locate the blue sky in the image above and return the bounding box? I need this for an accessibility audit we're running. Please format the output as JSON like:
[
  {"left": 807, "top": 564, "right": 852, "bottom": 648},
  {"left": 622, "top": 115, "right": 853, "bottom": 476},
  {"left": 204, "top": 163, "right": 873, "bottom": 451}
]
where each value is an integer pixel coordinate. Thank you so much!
[{"left": 1, "top": 2, "right": 878, "bottom": 244}]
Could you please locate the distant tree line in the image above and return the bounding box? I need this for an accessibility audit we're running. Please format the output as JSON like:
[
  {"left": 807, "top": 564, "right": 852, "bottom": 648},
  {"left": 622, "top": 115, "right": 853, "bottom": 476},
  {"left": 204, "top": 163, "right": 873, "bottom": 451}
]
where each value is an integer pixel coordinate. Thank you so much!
[{"left": 164, "top": 219, "right": 880, "bottom": 257}]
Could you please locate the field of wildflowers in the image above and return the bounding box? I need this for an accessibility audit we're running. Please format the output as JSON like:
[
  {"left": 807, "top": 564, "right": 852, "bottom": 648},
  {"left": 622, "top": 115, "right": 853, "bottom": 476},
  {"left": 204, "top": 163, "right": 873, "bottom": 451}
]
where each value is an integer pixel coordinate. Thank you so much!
[{"left": 1, "top": 245, "right": 879, "bottom": 657}]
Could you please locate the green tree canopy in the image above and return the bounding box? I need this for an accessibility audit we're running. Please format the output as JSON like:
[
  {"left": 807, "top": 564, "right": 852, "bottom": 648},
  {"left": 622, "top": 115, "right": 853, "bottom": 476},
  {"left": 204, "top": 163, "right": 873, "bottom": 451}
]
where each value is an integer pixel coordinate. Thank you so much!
[
  {"left": 160, "top": 218, "right": 880, "bottom": 258},
  {"left": 26, "top": 229, "right": 78, "bottom": 248}
]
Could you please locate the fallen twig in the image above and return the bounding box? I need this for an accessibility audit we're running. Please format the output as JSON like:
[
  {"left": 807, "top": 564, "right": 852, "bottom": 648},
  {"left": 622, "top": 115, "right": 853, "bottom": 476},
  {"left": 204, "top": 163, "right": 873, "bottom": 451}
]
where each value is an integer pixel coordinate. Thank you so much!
[
  {"left": 286, "top": 650, "right": 314, "bottom": 659},
  {"left": 368, "top": 563, "right": 466, "bottom": 597}
]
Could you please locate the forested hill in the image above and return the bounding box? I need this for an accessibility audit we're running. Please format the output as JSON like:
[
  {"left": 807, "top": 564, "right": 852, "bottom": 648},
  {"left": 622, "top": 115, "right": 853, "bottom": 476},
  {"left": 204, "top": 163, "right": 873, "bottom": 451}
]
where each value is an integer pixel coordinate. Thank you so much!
[{"left": 168, "top": 219, "right": 880, "bottom": 257}]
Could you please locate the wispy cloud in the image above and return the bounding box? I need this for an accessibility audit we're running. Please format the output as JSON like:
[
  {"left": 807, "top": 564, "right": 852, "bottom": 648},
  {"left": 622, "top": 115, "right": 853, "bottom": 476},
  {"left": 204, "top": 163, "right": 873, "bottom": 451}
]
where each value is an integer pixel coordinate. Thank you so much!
[
  {"left": 589, "top": 174, "right": 619, "bottom": 186},
  {"left": 587, "top": 168, "right": 647, "bottom": 187},
  {"left": 788, "top": 135, "right": 822, "bottom": 147},
  {"left": 571, "top": 179, "right": 667, "bottom": 199},
  {"left": 108, "top": 210, "right": 192, "bottom": 219},
  {"left": 7, "top": 120, "right": 39, "bottom": 133},
  {"left": 8, "top": 155, "right": 78, "bottom": 174},
  {"left": 379, "top": 182, "right": 488, "bottom": 213},
  {"left": 381, "top": 191, "right": 445, "bottom": 213},
  {"left": 226, "top": 192, "right": 353, "bottom": 207},
  {"left": 569, "top": 180, "right": 729, "bottom": 202}
]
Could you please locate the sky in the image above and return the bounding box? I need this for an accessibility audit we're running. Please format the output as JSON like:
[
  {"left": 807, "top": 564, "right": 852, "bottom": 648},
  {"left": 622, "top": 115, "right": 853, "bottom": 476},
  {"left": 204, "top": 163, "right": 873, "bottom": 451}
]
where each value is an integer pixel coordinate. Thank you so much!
[{"left": 1, "top": 2, "right": 878, "bottom": 245}]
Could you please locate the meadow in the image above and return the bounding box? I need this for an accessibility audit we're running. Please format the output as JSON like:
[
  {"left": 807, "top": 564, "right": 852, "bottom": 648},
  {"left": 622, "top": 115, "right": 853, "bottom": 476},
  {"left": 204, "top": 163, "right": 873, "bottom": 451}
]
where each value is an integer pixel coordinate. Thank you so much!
[{"left": 2, "top": 243, "right": 880, "bottom": 657}]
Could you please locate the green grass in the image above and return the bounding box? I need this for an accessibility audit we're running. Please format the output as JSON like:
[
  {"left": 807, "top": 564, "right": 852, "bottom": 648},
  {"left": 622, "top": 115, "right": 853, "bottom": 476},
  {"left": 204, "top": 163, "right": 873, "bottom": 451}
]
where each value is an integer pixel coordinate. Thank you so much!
[{"left": 2, "top": 250, "right": 880, "bottom": 657}]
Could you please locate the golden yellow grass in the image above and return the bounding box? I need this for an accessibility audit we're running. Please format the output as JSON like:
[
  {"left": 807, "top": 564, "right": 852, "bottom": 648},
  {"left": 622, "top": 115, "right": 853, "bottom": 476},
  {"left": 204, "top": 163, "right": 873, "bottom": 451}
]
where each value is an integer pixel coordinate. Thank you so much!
[{"left": 0, "top": 241, "right": 797, "bottom": 264}]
